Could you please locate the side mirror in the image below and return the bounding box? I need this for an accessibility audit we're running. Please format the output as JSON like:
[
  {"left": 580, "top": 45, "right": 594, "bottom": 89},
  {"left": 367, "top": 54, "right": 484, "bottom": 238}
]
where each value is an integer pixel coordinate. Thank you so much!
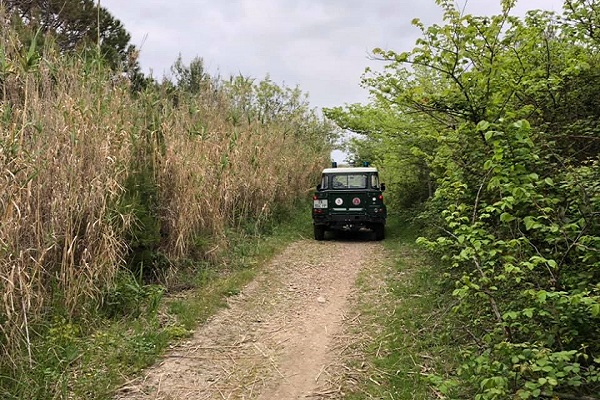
[
  {"left": 316, "top": 184, "right": 322, "bottom": 191},
  {"left": 380, "top": 183, "right": 386, "bottom": 192}
]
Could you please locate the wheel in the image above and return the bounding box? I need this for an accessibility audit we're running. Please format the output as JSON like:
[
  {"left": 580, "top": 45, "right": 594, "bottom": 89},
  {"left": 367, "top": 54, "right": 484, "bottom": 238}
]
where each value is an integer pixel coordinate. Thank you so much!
[
  {"left": 374, "top": 224, "right": 385, "bottom": 241},
  {"left": 314, "top": 224, "right": 326, "bottom": 241}
]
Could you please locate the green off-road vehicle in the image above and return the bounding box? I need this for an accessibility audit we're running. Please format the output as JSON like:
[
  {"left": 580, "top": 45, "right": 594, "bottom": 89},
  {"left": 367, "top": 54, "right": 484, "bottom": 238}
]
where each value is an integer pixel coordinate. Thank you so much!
[{"left": 312, "top": 163, "right": 387, "bottom": 241}]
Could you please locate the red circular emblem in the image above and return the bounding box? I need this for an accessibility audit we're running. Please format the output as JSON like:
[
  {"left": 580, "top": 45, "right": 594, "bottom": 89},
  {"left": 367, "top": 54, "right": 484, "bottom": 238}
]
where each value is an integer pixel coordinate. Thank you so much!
[{"left": 352, "top": 197, "right": 361, "bottom": 205}]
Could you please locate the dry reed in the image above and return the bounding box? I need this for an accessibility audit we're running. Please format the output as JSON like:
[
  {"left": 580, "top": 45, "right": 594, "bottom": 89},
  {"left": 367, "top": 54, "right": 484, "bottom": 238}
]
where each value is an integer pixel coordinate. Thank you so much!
[{"left": 0, "top": 21, "right": 331, "bottom": 371}]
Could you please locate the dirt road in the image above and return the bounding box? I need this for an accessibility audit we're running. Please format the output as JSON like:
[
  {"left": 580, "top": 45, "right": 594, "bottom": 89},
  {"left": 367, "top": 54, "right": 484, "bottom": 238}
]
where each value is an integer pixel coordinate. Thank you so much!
[{"left": 117, "top": 236, "right": 384, "bottom": 399}]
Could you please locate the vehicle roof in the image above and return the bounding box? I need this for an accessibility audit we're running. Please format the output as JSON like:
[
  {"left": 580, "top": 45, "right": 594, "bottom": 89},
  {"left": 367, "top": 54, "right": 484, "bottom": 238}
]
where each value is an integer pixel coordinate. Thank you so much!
[{"left": 322, "top": 167, "right": 378, "bottom": 174}]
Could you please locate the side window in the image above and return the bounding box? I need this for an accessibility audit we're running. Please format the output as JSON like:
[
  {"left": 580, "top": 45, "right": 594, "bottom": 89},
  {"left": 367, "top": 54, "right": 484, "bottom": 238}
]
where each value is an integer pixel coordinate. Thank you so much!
[
  {"left": 321, "top": 175, "right": 329, "bottom": 189},
  {"left": 370, "top": 174, "right": 380, "bottom": 189}
]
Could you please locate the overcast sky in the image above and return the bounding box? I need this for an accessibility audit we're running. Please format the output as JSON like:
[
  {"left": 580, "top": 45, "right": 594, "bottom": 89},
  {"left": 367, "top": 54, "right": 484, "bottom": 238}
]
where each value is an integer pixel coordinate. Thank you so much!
[{"left": 100, "top": 0, "right": 562, "bottom": 161}]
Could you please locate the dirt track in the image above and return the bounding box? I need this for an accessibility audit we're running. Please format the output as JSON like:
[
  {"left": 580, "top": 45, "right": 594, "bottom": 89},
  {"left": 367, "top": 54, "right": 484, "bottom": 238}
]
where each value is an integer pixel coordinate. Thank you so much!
[{"left": 116, "top": 236, "right": 384, "bottom": 399}]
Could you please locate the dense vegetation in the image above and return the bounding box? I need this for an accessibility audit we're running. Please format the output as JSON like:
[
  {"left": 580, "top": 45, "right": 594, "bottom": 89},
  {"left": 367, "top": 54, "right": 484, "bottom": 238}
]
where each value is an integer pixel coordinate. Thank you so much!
[
  {"left": 326, "top": 0, "right": 600, "bottom": 398},
  {"left": 5, "top": 0, "right": 139, "bottom": 67},
  {"left": 0, "top": 4, "right": 336, "bottom": 397}
]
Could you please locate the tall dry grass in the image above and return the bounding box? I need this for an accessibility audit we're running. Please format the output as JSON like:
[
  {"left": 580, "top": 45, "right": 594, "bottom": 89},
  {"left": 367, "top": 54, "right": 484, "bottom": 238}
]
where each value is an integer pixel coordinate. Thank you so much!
[
  {"left": 0, "top": 22, "right": 331, "bottom": 370},
  {"left": 157, "top": 92, "right": 327, "bottom": 260},
  {"left": 1, "top": 27, "right": 135, "bottom": 366}
]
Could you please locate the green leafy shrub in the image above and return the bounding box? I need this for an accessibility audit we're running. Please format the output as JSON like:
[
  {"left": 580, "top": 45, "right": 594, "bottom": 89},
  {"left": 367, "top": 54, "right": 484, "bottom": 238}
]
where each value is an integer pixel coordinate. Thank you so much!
[
  {"left": 418, "top": 120, "right": 600, "bottom": 398},
  {"left": 100, "top": 272, "right": 163, "bottom": 319},
  {"left": 327, "top": 1, "right": 600, "bottom": 397}
]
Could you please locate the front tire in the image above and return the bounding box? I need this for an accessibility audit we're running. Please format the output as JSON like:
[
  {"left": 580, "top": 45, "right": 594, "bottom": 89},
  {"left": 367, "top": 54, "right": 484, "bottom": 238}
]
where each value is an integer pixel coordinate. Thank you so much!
[{"left": 314, "top": 224, "right": 325, "bottom": 241}]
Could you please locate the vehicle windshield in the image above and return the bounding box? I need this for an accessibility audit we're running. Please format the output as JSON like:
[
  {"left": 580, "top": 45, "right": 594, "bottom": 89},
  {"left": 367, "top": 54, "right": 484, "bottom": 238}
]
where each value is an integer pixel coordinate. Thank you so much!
[{"left": 331, "top": 174, "right": 367, "bottom": 189}]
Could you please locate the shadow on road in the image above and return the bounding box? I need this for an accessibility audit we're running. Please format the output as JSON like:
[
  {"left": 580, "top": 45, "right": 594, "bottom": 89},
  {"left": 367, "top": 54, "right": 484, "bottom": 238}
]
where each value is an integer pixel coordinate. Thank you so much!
[{"left": 325, "top": 230, "right": 377, "bottom": 242}]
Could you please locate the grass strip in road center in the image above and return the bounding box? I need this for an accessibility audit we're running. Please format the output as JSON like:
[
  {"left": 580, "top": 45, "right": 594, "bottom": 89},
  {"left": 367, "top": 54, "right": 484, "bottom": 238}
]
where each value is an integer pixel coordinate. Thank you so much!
[{"left": 340, "top": 214, "right": 459, "bottom": 399}]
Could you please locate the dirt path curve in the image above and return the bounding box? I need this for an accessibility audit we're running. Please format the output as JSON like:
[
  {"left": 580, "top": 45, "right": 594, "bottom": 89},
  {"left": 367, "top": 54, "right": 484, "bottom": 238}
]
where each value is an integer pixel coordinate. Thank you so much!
[{"left": 117, "top": 238, "right": 383, "bottom": 399}]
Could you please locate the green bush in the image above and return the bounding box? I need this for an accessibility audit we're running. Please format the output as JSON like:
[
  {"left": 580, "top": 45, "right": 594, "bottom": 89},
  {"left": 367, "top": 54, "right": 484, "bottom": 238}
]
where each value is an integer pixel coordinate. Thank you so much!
[{"left": 418, "top": 120, "right": 600, "bottom": 398}]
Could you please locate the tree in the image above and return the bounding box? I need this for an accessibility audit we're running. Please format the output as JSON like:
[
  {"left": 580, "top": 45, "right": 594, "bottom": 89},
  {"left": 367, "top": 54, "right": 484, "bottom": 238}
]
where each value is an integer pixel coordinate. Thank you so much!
[{"left": 5, "top": 0, "right": 137, "bottom": 70}]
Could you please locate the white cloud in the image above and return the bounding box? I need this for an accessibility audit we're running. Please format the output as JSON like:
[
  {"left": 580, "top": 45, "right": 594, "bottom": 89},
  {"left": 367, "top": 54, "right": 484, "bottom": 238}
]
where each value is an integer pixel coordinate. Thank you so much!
[
  {"left": 98, "top": 0, "right": 564, "bottom": 162},
  {"left": 101, "top": 0, "right": 563, "bottom": 110}
]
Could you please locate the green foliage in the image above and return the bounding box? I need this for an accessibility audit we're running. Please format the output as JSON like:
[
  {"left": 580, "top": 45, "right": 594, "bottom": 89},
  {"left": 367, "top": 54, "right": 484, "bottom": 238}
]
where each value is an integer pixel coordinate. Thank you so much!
[
  {"left": 101, "top": 272, "right": 163, "bottom": 319},
  {"left": 6, "top": 0, "right": 137, "bottom": 70},
  {"left": 120, "top": 146, "right": 164, "bottom": 281},
  {"left": 170, "top": 55, "right": 212, "bottom": 95},
  {"left": 221, "top": 73, "right": 340, "bottom": 149},
  {"left": 324, "top": 102, "right": 435, "bottom": 210},
  {"left": 329, "top": 0, "right": 600, "bottom": 398},
  {"left": 418, "top": 119, "right": 600, "bottom": 398}
]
